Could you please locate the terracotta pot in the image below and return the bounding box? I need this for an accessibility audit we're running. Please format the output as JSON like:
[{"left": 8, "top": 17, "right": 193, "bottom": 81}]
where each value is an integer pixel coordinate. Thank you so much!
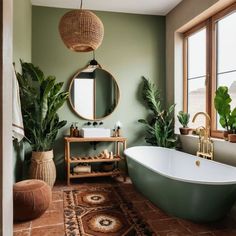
[
  {"left": 179, "top": 128, "right": 192, "bottom": 135},
  {"left": 29, "top": 150, "right": 56, "bottom": 188},
  {"left": 228, "top": 134, "right": 236, "bottom": 143},
  {"left": 223, "top": 130, "right": 233, "bottom": 141}
]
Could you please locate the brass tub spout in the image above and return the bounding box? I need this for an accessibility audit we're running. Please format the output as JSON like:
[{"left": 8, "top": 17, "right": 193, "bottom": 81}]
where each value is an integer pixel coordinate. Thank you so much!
[{"left": 192, "top": 112, "right": 211, "bottom": 138}]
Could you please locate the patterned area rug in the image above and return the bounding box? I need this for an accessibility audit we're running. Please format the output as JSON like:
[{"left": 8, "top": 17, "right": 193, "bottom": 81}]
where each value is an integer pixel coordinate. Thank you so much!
[{"left": 64, "top": 185, "right": 155, "bottom": 236}]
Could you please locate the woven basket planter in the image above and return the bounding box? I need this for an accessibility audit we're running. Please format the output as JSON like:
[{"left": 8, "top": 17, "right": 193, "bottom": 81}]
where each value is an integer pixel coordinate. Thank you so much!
[
  {"left": 59, "top": 9, "right": 104, "bottom": 52},
  {"left": 29, "top": 150, "right": 56, "bottom": 188}
]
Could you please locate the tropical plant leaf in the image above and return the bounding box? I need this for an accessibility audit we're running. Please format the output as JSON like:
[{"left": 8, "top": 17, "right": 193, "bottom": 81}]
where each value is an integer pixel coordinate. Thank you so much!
[
  {"left": 138, "top": 119, "right": 148, "bottom": 124},
  {"left": 18, "top": 61, "right": 68, "bottom": 151},
  {"left": 20, "top": 60, "right": 44, "bottom": 83},
  {"left": 214, "top": 86, "right": 236, "bottom": 131},
  {"left": 142, "top": 77, "right": 161, "bottom": 114},
  {"left": 51, "top": 82, "right": 64, "bottom": 96},
  {"left": 138, "top": 77, "right": 177, "bottom": 148},
  {"left": 214, "top": 86, "right": 231, "bottom": 116}
]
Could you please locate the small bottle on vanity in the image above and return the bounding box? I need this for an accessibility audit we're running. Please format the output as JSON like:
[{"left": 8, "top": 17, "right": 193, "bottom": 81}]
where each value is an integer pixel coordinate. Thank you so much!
[
  {"left": 117, "top": 126, "right": 121, "bottom": 137},
  {"left": 112, "top": 129, "right": 117, "bottom": 137},
  {"left": 109, "top": 151, "right": 114, "bottom": 159},
  {"left": 73, "top": 126, "right": 79, "bottom": 137},
  {"left": 114, "top": 121, "right": 122, "bottom": 137},
  {"left": 70, "top": 124, "right": 74, "bottom": 137}
]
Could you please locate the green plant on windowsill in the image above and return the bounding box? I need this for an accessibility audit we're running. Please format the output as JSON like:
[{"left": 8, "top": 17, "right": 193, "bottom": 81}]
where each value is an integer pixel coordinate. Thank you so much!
[
  {"left": 138, "top": 77, "right": 177, "bottom": 148},
  {"left": 214, "top": 86, "right": 236, "bottom": 142},
  {"left": 177, "top": 111, "right": 191, "bottom": 135}
]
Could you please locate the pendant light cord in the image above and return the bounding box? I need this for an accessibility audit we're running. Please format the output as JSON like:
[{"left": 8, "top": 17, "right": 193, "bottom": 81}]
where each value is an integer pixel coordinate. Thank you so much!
[
  {"left": 93, "top": 51, "right": 95, "bottom": 60},
  {"left": 80, "top": 0, "right": 83, "bottom": 9},
  {"left": 90, "top": 51, "right": 98, "bottom": 66}
]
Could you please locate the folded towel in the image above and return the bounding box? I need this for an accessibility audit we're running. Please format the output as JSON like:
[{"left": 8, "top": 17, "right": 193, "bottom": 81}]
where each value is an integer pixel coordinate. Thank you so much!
[{"left": 12, "top": 65, "right": 24, "bottom": 141}]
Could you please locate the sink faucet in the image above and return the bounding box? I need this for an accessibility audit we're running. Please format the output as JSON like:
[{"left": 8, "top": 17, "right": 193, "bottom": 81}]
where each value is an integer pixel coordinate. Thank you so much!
[{"left": 192, "top": 112, "right": 214, "bottom": 160}]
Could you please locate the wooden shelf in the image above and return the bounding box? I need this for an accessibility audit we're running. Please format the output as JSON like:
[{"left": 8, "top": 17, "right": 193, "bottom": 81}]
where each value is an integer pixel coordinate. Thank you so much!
[
  {"left": 69, "top": 169, "right": 121, "bottom": 178},
  {"left": 65, "top": 136, "right": 127, "bottom": 185},
  {"left": 69, "top": 155, "right": 123, "bottom": 163}
]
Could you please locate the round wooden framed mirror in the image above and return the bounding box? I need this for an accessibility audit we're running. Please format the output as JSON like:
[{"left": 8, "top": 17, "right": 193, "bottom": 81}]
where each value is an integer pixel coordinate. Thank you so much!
[{"left": 69, "top": 64, "right": 120, "bottom": 120}]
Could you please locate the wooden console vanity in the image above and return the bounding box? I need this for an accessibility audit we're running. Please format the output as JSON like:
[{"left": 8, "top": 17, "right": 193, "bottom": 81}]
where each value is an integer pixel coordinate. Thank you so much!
[{"left": 64, "top": 136, "right": 127, "bottom": 185}]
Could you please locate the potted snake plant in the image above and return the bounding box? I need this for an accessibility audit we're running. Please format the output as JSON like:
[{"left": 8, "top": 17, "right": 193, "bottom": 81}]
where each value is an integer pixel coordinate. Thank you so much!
[
  {"left": 17, "top": 61, "right": 68, "bottom": 187},
  {"left": 177, "top": 111, "right": 191, "bottom": 135},
  {"left": 214, "top": 86, "right": 236, "bottom": 141}
]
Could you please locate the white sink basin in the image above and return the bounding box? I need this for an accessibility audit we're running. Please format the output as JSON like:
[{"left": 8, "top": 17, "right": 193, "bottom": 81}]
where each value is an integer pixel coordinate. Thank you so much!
[{"left": 80, "top": 128, "right": 111, "bottom": 138}]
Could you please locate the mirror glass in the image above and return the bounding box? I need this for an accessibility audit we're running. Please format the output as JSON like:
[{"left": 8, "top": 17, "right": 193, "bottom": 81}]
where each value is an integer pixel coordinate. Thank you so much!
[{"left": 69, "top": 65, "right": 119, "bottom": 120}]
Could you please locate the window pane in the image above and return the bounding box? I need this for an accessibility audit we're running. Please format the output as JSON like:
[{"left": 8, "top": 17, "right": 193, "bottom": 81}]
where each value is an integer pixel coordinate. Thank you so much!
[
  {"left": 217, "top": 71, "right": 236, "bottom": 130},
  {"left": 188, "top": 28, "right": 206, "bottom": 79},
  {"left": 188, "top": 77, "right": 206, "bottom": 128},
  {"left": 187, "top": 28, "right": 207, "bottom": 129},
  {"left": 216, "top": 10, "right": 236, "bottom": 130},
  {"left": 217, "top": 11, "right": 236, "bottom": 73}
]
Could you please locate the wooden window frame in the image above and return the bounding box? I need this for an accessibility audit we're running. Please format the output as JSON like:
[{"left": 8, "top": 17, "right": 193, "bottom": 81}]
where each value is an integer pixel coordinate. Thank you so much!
[{"left": 183, "top": 3, "right": 236, "bottom": 139}]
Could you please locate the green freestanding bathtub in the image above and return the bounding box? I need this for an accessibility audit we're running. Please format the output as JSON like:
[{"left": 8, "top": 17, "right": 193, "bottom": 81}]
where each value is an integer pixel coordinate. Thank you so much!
[{"left": 124, "top": 146, "right": 236, "bottom": 222}]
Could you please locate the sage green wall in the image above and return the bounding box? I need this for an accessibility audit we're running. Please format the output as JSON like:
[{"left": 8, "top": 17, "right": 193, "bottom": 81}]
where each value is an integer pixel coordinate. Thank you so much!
[
  {"left": 13, "top": 0, "right": 32, "bottom": 71},
  {"left": 32, "top": 6, "right": 165, "bottom": 179},
  {"left": 13, "top": 0, "right": 32, "bottom": 182}
]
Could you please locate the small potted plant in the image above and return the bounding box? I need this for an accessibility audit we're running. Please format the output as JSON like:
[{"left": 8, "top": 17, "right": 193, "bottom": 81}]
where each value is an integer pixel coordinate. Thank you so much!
[
  {"left": 214, "top": 86, "right": 236, "bottom": 141},
  {"left": 177, "top": 111, "right": 191, "bottom": 135}
]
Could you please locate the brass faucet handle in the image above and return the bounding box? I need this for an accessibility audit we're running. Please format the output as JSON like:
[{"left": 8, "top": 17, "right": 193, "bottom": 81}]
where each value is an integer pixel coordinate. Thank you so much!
[
  {"left": 195, "top": 126, "right": 206, "bottom": 136},
  {"left": 199, "top": 129, "right": 206, "bottom": 137}
]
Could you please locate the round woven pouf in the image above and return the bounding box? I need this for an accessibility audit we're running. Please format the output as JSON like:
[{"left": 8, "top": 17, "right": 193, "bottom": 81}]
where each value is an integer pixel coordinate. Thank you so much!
[{"left": 13, "top": 179, "right": 52, "bottom": 221}]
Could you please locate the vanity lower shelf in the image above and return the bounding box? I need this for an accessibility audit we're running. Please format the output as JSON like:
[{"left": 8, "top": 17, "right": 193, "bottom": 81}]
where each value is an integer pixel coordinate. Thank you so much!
[
  {"left": 69, "top": 169, "right": 122, "bottom": 178},
  {"left": 69, "top": 155, "right": 123, "bottom": 163}
]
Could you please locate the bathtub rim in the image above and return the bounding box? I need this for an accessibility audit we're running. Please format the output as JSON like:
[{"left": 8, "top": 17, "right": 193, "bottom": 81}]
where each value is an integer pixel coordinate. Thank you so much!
[{"left": 124, "top": 146, "right": 236, "bottom": 185}]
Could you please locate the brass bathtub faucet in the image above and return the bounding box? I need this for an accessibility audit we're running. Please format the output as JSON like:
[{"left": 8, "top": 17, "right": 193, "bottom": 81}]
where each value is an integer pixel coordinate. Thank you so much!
[{"left": 192, "top": 112, "right": 214, "bottom": 160}]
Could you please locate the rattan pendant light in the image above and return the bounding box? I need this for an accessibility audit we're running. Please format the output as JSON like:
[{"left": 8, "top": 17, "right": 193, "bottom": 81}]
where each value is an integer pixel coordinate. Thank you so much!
[{"left": 59, "top": 0, "right": 104, "bottom": 52}]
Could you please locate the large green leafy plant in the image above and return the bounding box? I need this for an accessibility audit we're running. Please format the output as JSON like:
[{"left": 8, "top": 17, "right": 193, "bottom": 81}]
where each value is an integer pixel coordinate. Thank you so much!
[
  {"left": 214, "top": 86, "right": 236, "bottom": 132},
  {"left": 17, "top": 61, "right": 69, "bottom": 151},
  {"left": 138, "top": 77, "right": 177, "bottom": 148}
]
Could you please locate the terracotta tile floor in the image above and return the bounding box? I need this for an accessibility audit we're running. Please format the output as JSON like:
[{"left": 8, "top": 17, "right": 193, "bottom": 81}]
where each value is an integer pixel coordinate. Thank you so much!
[{"left": 14, "top": 178, "right": 236, "bottom": 236}]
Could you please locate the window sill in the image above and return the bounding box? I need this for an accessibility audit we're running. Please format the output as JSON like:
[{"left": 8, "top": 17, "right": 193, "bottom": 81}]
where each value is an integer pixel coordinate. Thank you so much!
[{"left": 179, "top": 134, "right": 236, "bottom": 144}]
